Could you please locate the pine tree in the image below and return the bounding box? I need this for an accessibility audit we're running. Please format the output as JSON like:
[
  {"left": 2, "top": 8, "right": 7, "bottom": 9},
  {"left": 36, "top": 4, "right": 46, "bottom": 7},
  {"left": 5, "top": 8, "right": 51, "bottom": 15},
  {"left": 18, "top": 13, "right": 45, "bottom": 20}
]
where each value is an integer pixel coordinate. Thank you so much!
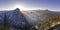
[{"left": 4, "top": 15, "right": 9, "bottom": 30}]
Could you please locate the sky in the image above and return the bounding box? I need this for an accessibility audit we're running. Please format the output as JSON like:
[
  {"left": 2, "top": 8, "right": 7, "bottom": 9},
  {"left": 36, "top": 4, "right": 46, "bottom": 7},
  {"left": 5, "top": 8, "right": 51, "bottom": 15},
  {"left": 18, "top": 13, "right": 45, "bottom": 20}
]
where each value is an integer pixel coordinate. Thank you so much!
[{"left": 0, "top": 0, "right": 60, "bottom": 11}]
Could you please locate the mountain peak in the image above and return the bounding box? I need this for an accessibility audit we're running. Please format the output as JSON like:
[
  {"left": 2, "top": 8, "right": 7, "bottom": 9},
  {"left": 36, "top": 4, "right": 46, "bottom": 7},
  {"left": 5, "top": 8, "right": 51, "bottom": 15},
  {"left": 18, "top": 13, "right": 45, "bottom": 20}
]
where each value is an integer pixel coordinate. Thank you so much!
[{"left": 16, "top": 8, "right": 20, "bottom": 10}]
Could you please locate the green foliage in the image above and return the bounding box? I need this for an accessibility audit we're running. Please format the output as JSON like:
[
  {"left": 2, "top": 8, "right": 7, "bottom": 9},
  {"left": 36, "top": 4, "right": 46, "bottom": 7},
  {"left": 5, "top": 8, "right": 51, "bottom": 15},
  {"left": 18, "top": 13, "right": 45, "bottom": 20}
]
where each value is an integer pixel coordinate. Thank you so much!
[
  {"left": 0, "top": 15, "right": 10, "bottom": 30},
  {"left": 3, "top": 15, "right": 10, "bottom": 30},
  {"left": 36, "top": 16, "right": 60, "bottom": 30}
]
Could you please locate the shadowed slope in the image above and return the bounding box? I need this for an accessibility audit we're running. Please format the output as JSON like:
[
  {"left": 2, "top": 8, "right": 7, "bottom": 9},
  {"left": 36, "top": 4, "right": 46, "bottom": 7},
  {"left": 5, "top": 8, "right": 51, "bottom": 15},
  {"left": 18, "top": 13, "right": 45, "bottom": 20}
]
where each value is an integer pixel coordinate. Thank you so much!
[
  {"left": 5, "top": 8, "right": 30, "bottom": 30},
  {"left": 0, "top": 8, "right": 30, "bottom": 30}
]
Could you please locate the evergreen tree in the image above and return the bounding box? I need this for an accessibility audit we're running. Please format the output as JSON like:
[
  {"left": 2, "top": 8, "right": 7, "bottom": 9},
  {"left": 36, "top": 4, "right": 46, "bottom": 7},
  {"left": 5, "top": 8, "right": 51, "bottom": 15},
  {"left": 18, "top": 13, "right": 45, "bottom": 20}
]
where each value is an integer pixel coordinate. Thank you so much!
[{"left": 4, "top": 15, "right": 9, "bottom": 30}]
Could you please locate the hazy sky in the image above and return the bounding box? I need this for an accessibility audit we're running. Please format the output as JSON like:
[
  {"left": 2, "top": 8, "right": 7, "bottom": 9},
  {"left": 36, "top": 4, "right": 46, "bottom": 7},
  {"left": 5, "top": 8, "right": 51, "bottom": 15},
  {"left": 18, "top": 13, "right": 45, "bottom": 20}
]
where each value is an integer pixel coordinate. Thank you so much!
[{"left": 0, "top": 0, "right": 60, "bottom": 11}]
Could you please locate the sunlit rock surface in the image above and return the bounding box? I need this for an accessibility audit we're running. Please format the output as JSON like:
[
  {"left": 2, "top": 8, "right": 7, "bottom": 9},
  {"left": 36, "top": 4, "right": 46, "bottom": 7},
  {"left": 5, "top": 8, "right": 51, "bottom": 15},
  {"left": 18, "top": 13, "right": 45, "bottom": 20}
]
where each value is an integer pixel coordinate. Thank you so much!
[
  {"left": 22, "top": 10, "right": 52, "bottom": 25},
  {"left": 48, "top": 24, "right": 60, "bottom": 30},
  {"left": 22, "top": 10, "right": 60, "bottom": 30},
  {"left": 0, "top": 8, "right": 60, "bottom": 30}
]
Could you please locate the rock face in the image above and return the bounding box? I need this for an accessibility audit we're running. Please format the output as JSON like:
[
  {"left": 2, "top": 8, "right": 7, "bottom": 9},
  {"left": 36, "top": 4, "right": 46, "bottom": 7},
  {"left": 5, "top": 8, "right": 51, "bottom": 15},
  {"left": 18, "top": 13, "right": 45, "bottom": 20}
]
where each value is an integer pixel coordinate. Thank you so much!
[
  {"left": 22, "top": 10, "right": 52, "bottom": 26},
  {"left": 0, "top": 8, "right": 29, "bottom": 30},
  {"left": 49, "top": 24, "right": 60, "bottom": 30},
  {"left": 6, "top": 8, "right": 29, "bottom": 28},
  {"left": 22, "top": 10, "right": 60, "bottom": 30},
  {"left": 0, "top": 13, "right": 5, "bottom": 26},
  {"left": 0, "top": 8, "right": 60, "bottom": 30}
]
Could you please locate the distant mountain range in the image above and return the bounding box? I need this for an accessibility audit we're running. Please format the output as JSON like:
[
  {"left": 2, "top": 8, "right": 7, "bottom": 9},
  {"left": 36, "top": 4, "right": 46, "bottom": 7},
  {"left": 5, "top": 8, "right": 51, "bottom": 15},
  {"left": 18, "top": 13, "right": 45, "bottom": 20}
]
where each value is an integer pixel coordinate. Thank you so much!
[
  {"left": 22, "top": 9, "right": 60, "bottom": 26},
  {"left": 0, "top": 8, "right": 60, "bottom": 30}
]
